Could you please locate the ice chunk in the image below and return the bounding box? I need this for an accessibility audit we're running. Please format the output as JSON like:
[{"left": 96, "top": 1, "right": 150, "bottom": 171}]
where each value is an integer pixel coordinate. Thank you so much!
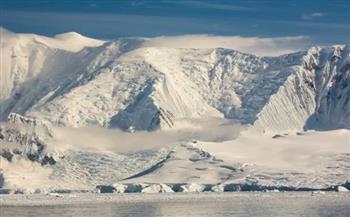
[
  {"left": 178, "top": 183, "right": 205, "bottom": 192},
  {"left": 211, "top": 185, "right": 224, "bottom": 192},
  {"left": 141, "top": 183, "right": 174, "bottom": 193},
  {"left": 336, "top": 186, "right": 349, "bottom": 192},
  {"left": 112, "top": 183, "right": 127, "bottom": 193}
]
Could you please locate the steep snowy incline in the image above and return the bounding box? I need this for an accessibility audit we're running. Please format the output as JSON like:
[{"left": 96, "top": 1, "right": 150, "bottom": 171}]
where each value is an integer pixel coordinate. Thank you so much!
[
  {"left": 0, "top": 28, "right": 147, "bottom": 125},
  {"left": 303, "top": 46, "right": 350, "bottom": 130},
  {"left": 0, "top": 28, "right": 104, "bottom": 104},
  {"left": 108, "top": 45, "right": 349, "bottom": 132},
  {"left": 1, "top": 29, "right": 349, "bottom": 132}
]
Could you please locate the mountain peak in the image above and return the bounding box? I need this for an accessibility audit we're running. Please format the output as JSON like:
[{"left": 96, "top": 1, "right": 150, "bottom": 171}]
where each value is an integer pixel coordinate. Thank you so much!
[{"left": 54, "top": 31, "right": 87, "bottom": 40}]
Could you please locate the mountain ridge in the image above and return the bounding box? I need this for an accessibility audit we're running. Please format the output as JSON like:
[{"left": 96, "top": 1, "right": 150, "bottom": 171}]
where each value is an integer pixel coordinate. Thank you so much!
[{"left": 1, "top": 30, "right": 349, "bottom": 133}]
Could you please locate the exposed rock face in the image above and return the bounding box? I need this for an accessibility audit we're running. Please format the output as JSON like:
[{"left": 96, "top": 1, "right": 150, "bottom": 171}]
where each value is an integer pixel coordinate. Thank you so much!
[
  {"left": 0, "top": 171, "right": 4, "bottom": 188},
  {"left": 0, "top": 113, "right": 55, "bottom": 165},
  {"left": 304, "top": 46, "right": 350, "bottom": 130}
]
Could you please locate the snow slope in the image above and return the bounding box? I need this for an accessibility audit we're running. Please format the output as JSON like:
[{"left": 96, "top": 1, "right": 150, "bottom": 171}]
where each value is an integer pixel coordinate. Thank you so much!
[
  {"left": 1, "top": 116, "right": 348, "bottom": 191},
  {"left": 1, "top": 29, "right": 349, "bottom": 132},
  {"left": 122, "top": 129, "right": 349, "bottom": 189},
  {"left": 0, "top": 27, "right": 104, "bottom": 104}
]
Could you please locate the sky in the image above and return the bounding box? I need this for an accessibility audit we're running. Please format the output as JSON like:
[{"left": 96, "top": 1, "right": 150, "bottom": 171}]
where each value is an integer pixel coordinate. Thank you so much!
[{"left": 0, "top": 0, "right": 349, "bottom": 54}]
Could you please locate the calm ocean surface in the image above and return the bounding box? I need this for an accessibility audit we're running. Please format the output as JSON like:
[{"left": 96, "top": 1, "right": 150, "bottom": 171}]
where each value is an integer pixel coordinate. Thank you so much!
[{"left": 1, "top": 193, "right": 349, "bottom": 217}]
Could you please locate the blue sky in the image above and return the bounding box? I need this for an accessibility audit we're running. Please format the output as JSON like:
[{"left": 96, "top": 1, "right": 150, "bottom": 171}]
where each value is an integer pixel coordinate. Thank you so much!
[{"left": 1, "top": 0, "right": 349, "bottom": 46}]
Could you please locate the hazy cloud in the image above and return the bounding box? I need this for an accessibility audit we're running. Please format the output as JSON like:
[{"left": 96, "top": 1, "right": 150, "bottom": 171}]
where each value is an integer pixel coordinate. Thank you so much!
[
  {"left": 166, "top": 0, "right": 254, "bottom": 11},
  {"left": 1, "top": 25, "right": 310, "bottom": 56},
  {"left": 143, "top": 35, "right": 310, "bottom": 56},
  {"left": 302, "top": 12, "right": 326, "bottom": 20},
  {"left": 53, "top": 118, "right": 243, "bottom": 153}
]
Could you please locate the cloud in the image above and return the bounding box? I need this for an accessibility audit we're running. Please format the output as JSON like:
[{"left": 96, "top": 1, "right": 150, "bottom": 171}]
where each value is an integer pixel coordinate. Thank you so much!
[
  {"left": 166, "top": 0, "right": 254, "bottom": 11},
  {"left": 53, "top": 118, "right": 243, "bottom": 153},
  {"left": 302, "top": 12, "right": 326, "bottom": 20},
  {"left": 1, "top": 25, "right": 310, "bottom": 56},
  {"left": 142, "top": 35, "right": 310, "bottom": 56},
  {"left": 310, "top": 12, "right": 326, "bottom": 17}
]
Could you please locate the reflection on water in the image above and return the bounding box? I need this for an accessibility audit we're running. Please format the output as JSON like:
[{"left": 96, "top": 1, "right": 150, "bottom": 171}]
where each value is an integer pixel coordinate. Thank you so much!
[{"left": 2, "top": 194, "right": 350, "bottom": 217}]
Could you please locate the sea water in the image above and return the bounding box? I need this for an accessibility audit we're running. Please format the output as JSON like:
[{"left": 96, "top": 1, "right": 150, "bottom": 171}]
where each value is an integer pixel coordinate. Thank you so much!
[{"left": 1, "top": 192, "right": 349, "bottom": 217}]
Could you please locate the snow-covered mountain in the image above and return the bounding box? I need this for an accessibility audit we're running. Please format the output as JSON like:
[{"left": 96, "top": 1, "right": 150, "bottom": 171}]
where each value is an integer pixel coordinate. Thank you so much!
[
  {"left": 1, "top": 30, "right": 348, "bottom": 133},
  {"left": 1, "top": 29, "right": 349, "bottom": 133},
  {"left": 1, "top": 29, "right": 349, "bottom": 193}
]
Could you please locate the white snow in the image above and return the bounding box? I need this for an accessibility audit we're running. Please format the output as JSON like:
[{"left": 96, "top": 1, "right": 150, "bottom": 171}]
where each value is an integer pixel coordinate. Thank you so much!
[
  {"left": 1, "top": 28, "right": 348, "bottom": 133},
  {"left": 0, "top": 27, "right": 105, "bottom": 115},
  {"left": 1, "top": 126, "right": 349, "bottom": 191},
  {"left": 201, "top": 129, "right": 350, "bottom": 172},
  {"left": 125, "top": 129, "right": 349, "bottom": 189},
  {"left": 0, "top": 29, "right": 349, "bottom": 193}
]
